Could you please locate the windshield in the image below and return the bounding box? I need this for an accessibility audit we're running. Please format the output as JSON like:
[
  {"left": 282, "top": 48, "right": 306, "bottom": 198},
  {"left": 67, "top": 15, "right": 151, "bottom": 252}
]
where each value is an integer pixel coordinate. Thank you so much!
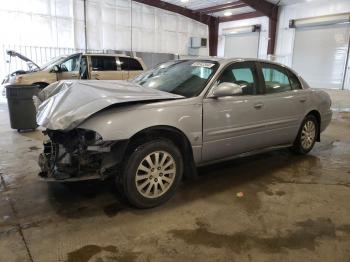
[
  {"left": 40, "top": 55, "right": 68, "bottom": 70},
  {"left": 133, "top": 60, "right": 219, "bottom": 98}
]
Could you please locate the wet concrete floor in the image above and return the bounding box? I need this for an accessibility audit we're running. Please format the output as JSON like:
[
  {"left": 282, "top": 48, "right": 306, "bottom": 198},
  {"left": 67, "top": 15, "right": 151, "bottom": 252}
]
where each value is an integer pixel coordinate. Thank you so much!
[{"left": 0, "top": 89, "right": 349, "bottom": 261}]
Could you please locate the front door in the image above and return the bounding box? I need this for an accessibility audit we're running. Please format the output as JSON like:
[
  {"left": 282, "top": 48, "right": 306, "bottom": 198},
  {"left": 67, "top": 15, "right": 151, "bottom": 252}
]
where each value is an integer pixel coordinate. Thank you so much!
[
  {"left": 202, "top": 61, "right": 266, "bottom": 162},
  {"left": 56, "top": 54, "right": 81, "bottom": 81}
]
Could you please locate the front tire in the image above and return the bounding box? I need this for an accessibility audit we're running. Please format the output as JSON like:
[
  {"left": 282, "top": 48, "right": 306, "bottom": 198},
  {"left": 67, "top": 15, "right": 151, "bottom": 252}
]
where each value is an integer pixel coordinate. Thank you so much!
[
  {"left": 118, "top": 139, "right": 183, "bottom": 208},
  {"left": 292, "top": 115, "right": 318, "bottom": 154}
]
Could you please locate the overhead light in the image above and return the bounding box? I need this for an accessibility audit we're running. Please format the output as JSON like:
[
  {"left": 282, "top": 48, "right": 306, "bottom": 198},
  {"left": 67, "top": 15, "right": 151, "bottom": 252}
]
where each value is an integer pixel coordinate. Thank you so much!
[
  {"left": 181, "top": 0, "right": 189, "bottom": 3},
  {"left": 224, "top": 11, "right": 233, "bottom": 16}
]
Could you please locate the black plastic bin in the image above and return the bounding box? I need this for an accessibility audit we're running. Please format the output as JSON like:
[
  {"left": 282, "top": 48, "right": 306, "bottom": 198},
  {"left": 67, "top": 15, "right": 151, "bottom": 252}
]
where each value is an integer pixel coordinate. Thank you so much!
[{"left": 6, "top": 85, "right": 40, "bottom": 131}]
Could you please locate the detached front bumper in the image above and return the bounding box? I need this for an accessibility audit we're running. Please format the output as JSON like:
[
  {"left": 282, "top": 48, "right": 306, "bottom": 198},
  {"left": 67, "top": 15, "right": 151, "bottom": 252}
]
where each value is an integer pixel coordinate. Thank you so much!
[{"left": 38, "top": 130, "right": 128, "bottom": 182}]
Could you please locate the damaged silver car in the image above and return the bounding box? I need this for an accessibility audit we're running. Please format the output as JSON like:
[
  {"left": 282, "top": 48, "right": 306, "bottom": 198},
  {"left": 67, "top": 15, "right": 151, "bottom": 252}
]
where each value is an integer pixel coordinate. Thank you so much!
[{"left": 36, "top": 59, "right": 332, "bottom": 208}]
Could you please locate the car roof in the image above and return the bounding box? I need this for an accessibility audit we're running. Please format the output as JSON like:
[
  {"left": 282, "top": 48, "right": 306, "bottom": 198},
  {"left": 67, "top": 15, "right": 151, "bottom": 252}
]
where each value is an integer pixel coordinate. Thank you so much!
[
  {"left": 178, "top": 57, "right": 280, "bottom": 65},
  {"left": 81, "top": 53, "right": 137, "bottom": 58},
  {"left": 177, "top": 57, "right": 298, "bottom": 75}
]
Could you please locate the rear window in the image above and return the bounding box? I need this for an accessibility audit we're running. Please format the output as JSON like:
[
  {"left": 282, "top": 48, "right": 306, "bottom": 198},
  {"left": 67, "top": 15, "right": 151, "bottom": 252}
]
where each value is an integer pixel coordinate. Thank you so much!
[
  {"left": 119, "top": 57, "right": 143, "bottom": 71},
  {"left": 91, "top": 56, "right": 117, "bottom": 71}
]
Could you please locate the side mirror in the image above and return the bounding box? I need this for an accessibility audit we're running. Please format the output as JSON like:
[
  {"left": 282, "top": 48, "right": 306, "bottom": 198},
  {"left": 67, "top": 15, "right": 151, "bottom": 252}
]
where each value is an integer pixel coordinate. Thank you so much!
[
  {"left": 212, "top": 82, "right": 243, "bottom": 98},
  {"left": 51, "top": 65, "right": 61, "bottom": 73}
]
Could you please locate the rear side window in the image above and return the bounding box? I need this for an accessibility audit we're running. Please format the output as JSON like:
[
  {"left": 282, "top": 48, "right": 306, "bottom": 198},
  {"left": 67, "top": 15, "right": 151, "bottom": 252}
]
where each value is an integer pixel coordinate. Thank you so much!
[
  {"left": 91, "top": 56, "right": 117, "bottom": 71},
  {"left": 261, "top": 63, "right": 292, "bottom": 94},
  {"left": 288, "top": 72, "right": 302, "bottom": 90},
  {"left": 119, "top": 57, "right": 143, "bottom": 71}
]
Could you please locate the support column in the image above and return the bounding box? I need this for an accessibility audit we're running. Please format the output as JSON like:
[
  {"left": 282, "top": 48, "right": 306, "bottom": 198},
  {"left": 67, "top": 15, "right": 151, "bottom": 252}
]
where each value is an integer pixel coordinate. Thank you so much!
[
  {"left": 267, "top": 7, "right": 278, "bottom": 55},
  {"left": 209, "top": 17, "right": 219, "bottom": 56}
]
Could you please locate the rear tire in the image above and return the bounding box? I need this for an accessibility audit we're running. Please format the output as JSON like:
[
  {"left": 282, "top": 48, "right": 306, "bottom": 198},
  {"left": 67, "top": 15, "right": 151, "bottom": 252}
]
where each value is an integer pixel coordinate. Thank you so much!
[
  {"left": 291, "top": 115, "right": 318, "bottom": 155},
  {"left": 117, "top": 139, "right": 183, "bottom": 208}
]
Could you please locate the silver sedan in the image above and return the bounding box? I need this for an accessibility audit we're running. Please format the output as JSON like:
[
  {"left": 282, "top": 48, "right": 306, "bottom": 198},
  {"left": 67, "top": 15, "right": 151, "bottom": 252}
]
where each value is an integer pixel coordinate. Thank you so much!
[{"left": 37, "top": 58, "right": 332, "bottom": 208}]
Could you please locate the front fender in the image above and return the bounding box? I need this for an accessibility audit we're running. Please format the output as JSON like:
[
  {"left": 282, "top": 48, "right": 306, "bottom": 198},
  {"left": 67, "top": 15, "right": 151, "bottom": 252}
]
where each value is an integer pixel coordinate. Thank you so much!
[{"left": 78, "top": 102, "right": 203, "bottom": 147}]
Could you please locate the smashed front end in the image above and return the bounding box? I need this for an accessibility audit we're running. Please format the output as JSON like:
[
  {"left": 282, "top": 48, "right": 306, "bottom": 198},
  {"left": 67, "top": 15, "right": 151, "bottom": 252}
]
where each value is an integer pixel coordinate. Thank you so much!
[{"left": 38, "top": 129, "right": 127, "bottom": 181}]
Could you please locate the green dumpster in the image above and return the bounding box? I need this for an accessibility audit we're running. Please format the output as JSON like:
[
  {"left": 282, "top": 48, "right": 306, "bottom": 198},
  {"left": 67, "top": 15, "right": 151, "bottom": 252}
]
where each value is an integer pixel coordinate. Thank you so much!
[{"left": 5, "top": 85, "right": 40, "bottom": 131}]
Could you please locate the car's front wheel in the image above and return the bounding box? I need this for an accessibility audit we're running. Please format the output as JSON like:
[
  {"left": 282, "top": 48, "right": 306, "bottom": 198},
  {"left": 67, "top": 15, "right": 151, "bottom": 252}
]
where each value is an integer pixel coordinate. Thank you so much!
[
  {"left": 292, "top": 115, "right": 318, "bottom": 154},
  {"left": 118, "top": 139, "right": 183, "bottom": 208}
]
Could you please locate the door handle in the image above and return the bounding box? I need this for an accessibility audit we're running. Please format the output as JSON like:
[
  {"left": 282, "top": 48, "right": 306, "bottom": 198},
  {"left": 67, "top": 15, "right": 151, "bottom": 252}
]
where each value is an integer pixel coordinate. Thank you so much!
[
  {"left": 299, "top": 97, "right": 307, "bottom": 103},
  {"left": 254, "top": 103, "right": 264, "bottom": 109},
  {"left": 71, "top": 73, "right": 78, "bottom": 77}
]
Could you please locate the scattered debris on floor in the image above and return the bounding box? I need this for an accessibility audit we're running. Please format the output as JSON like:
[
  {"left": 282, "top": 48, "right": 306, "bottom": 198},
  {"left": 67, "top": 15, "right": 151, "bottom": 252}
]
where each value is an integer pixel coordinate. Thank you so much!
[{"left": 236, "top": 192, "right": 244, "bottom": 198}]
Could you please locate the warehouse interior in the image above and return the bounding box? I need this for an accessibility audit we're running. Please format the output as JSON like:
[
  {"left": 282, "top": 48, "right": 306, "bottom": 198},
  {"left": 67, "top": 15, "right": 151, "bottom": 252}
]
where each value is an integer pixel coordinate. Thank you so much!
[{"left": 0, "top": 0, "right": 350, "bottom": 261}]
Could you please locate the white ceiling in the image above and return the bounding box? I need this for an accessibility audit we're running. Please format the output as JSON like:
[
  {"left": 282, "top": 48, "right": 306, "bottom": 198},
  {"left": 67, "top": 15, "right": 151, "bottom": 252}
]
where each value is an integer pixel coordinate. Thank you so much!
[
  {"left": 211, "top": 6, "right": 255, "bottom": 17},
  {"left": 162, "top": 0, "right": 241, "bottom": 11},
  {"left": 162, "top": 0, "right": 324, "bottom": 15}
]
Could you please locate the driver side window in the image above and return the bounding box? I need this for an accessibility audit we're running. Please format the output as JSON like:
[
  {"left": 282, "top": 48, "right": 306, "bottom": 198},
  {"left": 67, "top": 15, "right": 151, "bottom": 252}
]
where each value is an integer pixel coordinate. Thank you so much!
[
  {"left": 60, "top": 55, "right": 79, "bottom": 72},
  {"left": 217, "top": 62, "right": 257, "bottom": 95}
]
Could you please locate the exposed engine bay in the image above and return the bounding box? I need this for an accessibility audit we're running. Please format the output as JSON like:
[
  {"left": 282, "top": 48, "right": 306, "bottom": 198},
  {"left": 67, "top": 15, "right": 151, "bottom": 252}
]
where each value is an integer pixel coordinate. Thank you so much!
[
  {"left": 2, "top": 50, "right": 40, "bottom": 85},
  {"left": 39, "top": 129, "right": 127, "bottom": 181}
]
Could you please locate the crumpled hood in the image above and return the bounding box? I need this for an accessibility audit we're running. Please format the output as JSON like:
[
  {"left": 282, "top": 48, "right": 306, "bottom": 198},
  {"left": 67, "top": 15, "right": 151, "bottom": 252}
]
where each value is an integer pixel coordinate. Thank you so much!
[{"left": 35, "top": 80, "right": 184, "bottom": 130}]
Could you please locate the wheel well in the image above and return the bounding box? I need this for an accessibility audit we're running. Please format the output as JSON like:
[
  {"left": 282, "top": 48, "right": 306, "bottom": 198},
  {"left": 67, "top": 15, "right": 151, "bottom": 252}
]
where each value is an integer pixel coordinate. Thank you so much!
[
  {"left": 307, "top": 110, "right": 321, "bottom": 142},
  {"left": 33, "top": 82, "right": 49, "bottom": 89},
  {"left": 126, "top": 126, "right": 197, "bottom": 180}
]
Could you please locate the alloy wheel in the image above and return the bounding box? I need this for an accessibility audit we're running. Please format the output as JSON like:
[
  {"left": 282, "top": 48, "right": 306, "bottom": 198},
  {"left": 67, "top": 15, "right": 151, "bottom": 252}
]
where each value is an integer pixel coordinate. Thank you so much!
[
  {"left": 301, "top": 120, "right": 316, "bottom": 150},
  {"left": 135, "top": 151, "right": 176, "bottom": 199}
]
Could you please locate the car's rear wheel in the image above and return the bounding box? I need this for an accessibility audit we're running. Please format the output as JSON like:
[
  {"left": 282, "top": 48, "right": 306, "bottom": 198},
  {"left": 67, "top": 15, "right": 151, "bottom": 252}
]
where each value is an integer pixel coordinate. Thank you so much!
[
  {"left": 118, "top": 139, "right": 183, "bottom": 208},
  {"left": 292, "top": 115, "right": 318, "bottom": 154}
]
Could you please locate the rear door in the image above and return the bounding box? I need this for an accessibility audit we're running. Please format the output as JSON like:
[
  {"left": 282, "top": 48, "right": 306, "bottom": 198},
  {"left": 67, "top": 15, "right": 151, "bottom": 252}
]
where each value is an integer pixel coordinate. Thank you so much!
[
  {"left": 119, "top": 57, "right": 144, "bottom": 80},
  {"left": 202, "top": 61, "right": 267, "bottom": 162},
  {"left": 89, "top": 56, "right": 123, "bottom": 80},
  {"left": 256, "top": 62, "right": 308, "bottom": 146}
]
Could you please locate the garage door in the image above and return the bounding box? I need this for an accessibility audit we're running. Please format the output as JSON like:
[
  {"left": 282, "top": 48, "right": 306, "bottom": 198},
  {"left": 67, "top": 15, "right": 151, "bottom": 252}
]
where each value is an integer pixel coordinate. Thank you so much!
[
  {"left": 292, "top": 23, "right": 350, "bottom": 89},
  {"left": 224, "top": 32, "right": 260, "bottom": 59}
]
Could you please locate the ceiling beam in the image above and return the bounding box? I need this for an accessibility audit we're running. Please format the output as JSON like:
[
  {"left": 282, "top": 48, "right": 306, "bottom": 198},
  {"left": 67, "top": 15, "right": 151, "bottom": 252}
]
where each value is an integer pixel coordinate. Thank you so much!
[
  {"left": 132, "top": 0, "right": 212, "bottom": 25},
  {"left": 239, "top": 0, "right": 277, "bottom": 18},
  {"left": 218, "top": 11, "right": 264, "bottom": 23},
  {"left": 196, "top": 2, "right": 248, "bottom": 14},
  {"left": 133, "top": 0, "right": 279, "bottom": 55}
]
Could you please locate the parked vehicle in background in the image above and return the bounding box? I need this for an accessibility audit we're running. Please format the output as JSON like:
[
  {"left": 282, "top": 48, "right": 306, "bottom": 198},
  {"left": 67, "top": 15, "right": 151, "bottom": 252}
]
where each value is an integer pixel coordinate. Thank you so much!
[
  {"left": 36, "top": 58, "right": 332, "bottom": 208},
  {"left": 2, "top": 51, "right": 146, "bottom": 88}
]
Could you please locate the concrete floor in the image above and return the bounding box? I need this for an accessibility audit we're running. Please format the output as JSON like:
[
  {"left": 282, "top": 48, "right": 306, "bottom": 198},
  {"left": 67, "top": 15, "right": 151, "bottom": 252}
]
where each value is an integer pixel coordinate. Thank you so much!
[{"left": 0, "top": 90, "right": 350, "bottom": 262}]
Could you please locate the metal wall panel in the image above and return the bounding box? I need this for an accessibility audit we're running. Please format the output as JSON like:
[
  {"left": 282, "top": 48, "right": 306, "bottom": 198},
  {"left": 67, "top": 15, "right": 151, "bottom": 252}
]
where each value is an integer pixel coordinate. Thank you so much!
[
  {"left": 135, "top": 52, "right": 175, "bottom": 69},
  {"left": 224, "top": 32, "right": 260, "bottom": 58},
  {"left": 292, "top": 24, "right": 350, "bottom": 89},
  {"left": 218, "top": 16, "right": 269, "bottom": 59}
]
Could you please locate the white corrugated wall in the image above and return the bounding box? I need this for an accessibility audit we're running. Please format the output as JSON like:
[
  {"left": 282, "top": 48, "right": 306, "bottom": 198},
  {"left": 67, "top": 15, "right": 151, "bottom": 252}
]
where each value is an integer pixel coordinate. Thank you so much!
[{"left": 0, "top": 0, "right": 209, "bottom": 79}]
